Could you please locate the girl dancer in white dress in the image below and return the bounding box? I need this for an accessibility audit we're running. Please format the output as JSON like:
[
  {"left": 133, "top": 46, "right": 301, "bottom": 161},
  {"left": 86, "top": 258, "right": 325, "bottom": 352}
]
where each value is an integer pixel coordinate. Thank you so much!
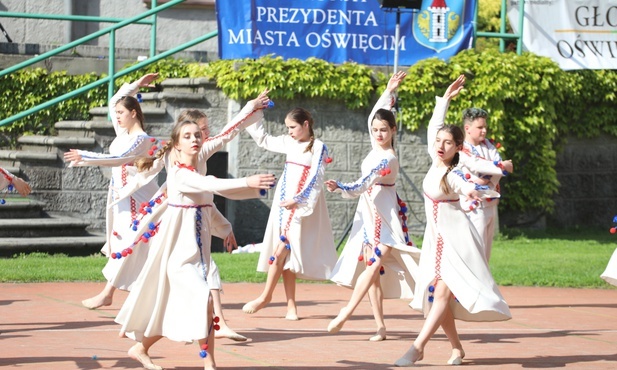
[
  {"left": 602, "top": 220, "right": 617, "bottom": 286},
  {"left": 63, "top": 73, "right": 160, "bottom": 309},
  {"left": 111, "top": 93, "right": 272, "bottom": 344},
  {"left": 114, "top": 118, "right": 275, "bottom": 370},
  {"left": 325, "top": 71, "right": 421, "bottom": 341},
  {"left": 242, "top": 107, "right": 337, "bottom": 320},
  {"left": 395, "top": 75, "right": 511, "bottom": 367},
  {"left": 0, "top": 167, "right": 31, "bottom": 200}
]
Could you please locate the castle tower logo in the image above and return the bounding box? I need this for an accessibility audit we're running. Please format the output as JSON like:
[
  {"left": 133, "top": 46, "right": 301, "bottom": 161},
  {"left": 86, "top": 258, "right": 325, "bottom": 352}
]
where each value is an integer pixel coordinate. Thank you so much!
[{"left": 413, "top": 0, "right": 467, "bottom": 52}]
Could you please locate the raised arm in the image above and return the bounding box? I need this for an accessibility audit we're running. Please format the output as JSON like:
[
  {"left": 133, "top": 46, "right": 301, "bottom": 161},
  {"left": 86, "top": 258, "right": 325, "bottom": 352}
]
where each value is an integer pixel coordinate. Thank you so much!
[
  {"left": 427, "top": 75, "right": 466, "bottom": 159},
  {"left": 200, "top": 89, "right": 270, "bottom": 160},
  {"left": 368, "top": 71, "right": 407, "bottom": 149},
  {"left": 109, "top": 73, "right": 159, "bottom": 135}
]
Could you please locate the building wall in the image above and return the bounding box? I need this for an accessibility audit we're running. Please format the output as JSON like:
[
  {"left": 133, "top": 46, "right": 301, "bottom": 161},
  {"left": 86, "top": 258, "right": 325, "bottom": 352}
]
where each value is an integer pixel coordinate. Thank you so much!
[{"left": 0, "top": 0, "right": 218, "bottom": 58}]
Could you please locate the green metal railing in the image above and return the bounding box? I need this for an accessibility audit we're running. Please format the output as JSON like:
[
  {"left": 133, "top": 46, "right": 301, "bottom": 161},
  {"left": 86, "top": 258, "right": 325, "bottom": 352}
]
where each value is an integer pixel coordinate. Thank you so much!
[
  {"left": 474, "top": 0, "right": 525, "bottom": 54},
  {"left": 0, "top": 0, "right": 218, "bottom": 128}
]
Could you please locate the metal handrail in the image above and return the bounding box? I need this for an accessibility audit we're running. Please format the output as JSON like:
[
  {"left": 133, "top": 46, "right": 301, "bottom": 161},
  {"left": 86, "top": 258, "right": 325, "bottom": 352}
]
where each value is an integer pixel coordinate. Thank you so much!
[
  {"left": 0, "top": 0, "right": 203, "bottom": 128},
  {"left": 473, "top": 0, "right": 525, "bottom": 54}
]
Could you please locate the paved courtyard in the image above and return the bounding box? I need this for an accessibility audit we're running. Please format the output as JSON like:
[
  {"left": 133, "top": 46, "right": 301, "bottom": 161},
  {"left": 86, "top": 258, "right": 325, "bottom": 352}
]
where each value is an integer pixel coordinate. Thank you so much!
[{"left": 1, "top": 282, "right": 616, "bottom": 369}]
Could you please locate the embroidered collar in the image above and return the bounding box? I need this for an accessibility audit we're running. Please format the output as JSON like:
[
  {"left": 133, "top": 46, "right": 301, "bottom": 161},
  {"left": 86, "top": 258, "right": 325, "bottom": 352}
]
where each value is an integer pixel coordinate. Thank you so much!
[{"left": 175, "top": 162, "right": 196, "bottom": 172}]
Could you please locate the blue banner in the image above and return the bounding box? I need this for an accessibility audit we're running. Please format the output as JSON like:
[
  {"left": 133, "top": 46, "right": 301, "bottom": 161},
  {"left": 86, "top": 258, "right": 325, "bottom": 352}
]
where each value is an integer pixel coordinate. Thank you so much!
[{"left": 216, "top": 0, "right": 476, "bottom": 66}]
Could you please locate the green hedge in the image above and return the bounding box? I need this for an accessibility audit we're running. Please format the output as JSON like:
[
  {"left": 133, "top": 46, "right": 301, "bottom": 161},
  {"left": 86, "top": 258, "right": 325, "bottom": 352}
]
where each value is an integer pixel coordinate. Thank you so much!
[{"left": 1, "top": 52, "right": 616, "bottom": 216}]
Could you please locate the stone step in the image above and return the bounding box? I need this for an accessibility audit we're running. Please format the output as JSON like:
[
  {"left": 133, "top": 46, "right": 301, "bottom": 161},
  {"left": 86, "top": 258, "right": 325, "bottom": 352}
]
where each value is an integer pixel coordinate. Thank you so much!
[
  {"left": 89, "top": 106, "right": 167, "bottom": 121},
  {"left": 17, "top": 135, "right": 96, "bottom": 153},
  {"left": 0, "top": 216, "right": 92, "bottom": 237},
  {"left": 55, "top": 120, "right": 116, "bottom": 135},
  {"left": 0, "top": 150, "right": 58, "bottom": 165},
  {"left": 0, "top": 233, "right": 106, "bottom": 257},
  {"left": 0, "top": 198, "right": 45, "bottom": 218},
  {"left": 160, "top": 77, "right": 217, "bottom": 94}
]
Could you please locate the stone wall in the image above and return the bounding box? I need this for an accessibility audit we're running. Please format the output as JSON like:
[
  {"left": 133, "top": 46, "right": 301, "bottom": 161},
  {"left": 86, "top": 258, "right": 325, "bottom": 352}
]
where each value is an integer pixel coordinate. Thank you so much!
[{"left": 548, "top": 136, "right": 617, "bottom": 229}]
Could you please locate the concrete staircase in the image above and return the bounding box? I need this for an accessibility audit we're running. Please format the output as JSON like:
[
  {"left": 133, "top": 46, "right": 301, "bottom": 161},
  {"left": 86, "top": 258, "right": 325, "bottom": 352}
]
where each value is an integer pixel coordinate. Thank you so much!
[{"left": 0, "top": 77, "right": 228, "bottom": 256}]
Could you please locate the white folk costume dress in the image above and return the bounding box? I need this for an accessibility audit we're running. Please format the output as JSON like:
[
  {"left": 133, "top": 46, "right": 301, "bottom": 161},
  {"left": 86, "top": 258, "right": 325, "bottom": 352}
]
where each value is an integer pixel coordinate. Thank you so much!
[
  {"left": 601, "top": 248, "right": 617, "bottom": 286},
  {"left": 68, "top": 81, "right": 159, "bottom": 290},
  {"left": 108, "top": 103, "right": 265, "bottom": 292},
  {"left": 410, "top": 96, "right": 511, "bottom": 322},
  {"left": 460, "top": 137, "right": 505, "bottom": 261},
  {"left": 115, "top": 163, "right": 254, "bottom": 343},
  {"left": 329, "top": 89, "right": 421, "bottom": 299},
  {"left": 246, "top": 120, "right": 337, "bottom": 281}
]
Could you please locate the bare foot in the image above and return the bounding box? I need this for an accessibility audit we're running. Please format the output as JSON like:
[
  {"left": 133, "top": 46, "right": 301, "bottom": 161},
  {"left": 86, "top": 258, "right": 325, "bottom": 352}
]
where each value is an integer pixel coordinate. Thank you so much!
[
  {"left": 394, "top": 344, "right": 424, "bottom": 367},
  {"left": 447, "top": 348, "right": 465, "bottom": 365},
  {"left": 369, "top": 327, "right": 386, "bottom": 342},
  {"left": 82, "top": 294, "right": 112, "bottom": 309},
  {"left": 327, "top": 307, "right": 350, "bottom": 334},
  {"left": 128, "top": 343, "right": 162, "bottom": 370},
  {"left": 242, "top": 297, "right": 270, "bottom": 314},
  {"left": 285, "top": 311, "right": 299, "bottom": 321},
  {"left": 214, "top": 327, "right": 248, "bottom": 342}
]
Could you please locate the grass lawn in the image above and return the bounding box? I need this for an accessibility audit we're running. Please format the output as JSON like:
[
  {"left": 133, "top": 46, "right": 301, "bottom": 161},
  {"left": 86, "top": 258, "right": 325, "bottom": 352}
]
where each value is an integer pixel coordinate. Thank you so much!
[{"left": 0, "top": 228, "right": 615, "bottom": 289}]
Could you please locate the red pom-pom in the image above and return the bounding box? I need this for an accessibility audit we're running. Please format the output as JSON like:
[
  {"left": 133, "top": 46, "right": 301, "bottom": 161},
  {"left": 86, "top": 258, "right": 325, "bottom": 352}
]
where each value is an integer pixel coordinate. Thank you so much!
[
  {"left": 148, "top": 150, "right": 154, "bottom": 156},
  {"left": 126, "top": 248, "right": 133, "bottom": 254},
  {"left": 402, "top": 215, "right": 407, "bottom": 221},
  {"left": 402, "top": 227, "right": 408, "bottom": 232},
  {"left": 407, "top": 242, "right": 413, "bottom": 246},
  {"left": 141, "top": 236, "right": 148, "bottom": 243},
  {"left": 213, "top": 324, "right": 220, "bottom": 331},
  {"left": 367, "top": 260, "right": 373, "bottom": 266},
  {"left": 465, "top": 173, "right": 471, "bottom": 179},
  {"left": 380, "top": 169, "right": 387, "bottom": 176},
  {"left": 496, "top": 143, "right": 502, "bottom": 149},
  {"left": 213, "top": 316, "right": 220, "bottom": 323},
  {"left": 268, "top": 260, "right": 274, "bottom": 265},
  {"left": 121, "top": 250, "right": 128, "bottom": 257},
  {"left": 155, "top": 198, "right": 162, "bottom": 203},
  {"left": 113, "top": 231, "right": 119, "bottom": 236},
  {"left": 611, "top": 227, "right": 617, "bottom": 234},
  {"left": 161, "top": 140, "right": 167, "bottom": 146},
  {"left": 358, "top": 255, "right": 364, "bottom": 262},
  {"left": 325, "top": 157, "right": 333, "bottom": 163},
  {"left": 150, "top": 137, "right": 156, "bottom": 142},
  {"left": 201, "top": 344, "right": 208, "bottom": 350},
  {"left": 385, "top": 168, "right": 391, "bottom": 174}
]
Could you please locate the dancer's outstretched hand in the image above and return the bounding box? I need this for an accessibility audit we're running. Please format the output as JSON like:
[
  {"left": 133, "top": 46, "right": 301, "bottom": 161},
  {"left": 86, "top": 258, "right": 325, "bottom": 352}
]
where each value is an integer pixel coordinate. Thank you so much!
[
  {"left": 444, "top": 74, "right": 465, "bottom": 101},
  {"left": 386, "top": 70, "right": 407, "bottom": 93},
  {"left": 325, "top": 179, "right": 339, "bottom": 192},
  {"left": 12, "top": 176, "right": 31, "bottom": 197},
  {"left": 246, "top": 173, "right": 276, "bottom": 189}
]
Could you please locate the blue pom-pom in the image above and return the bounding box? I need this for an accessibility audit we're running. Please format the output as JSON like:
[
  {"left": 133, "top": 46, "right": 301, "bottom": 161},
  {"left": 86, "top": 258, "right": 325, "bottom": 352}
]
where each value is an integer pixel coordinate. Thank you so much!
[
  {"left": 428, "top": 285, "right": 435, "bottom": 293},
  {"left": 146, "top": 207, "right": 152, "bottom": 214},
  {"left": 7, "top": 184, "right": 14, "bottom": 191},
  {"left": 493, "top": 160, "right": 499, "bottom": 165},
  {"left": 374, "top": 248, "right": 382, "bottom": 257},
  {"left": 369, "top": 257, "right": 376, "bottom": 263},
  {"left": 269, "top": 256, "right": 275, "bottom": 262},
  {"left": 0, "top": 199, "right": 5, "bottom": 205},
  {"left": 149, "top": 222, "right": 156, "bottom": 230},
  {"left": 199, "top": 349, "right": 207, "bottom": 358},
  {"left": 132, "top": 220, "right": 139, "bottom": 225},
  {"left": 285, "top": 243, "right": 291, "bottom": 250},
  {"left": 132, "top": 225, "right": 138, "bottom": 231},
  {"left": 267, "top": 100, "right": 275, "bottom": 109},
  {"left": 149, "top": 200, "right": 155, "bottom": 207},
  {"left": 144, "top": 232, "right": 151, "bottom": 238},
  {"left": 400, "top": 206, "right": 408, "bottom": 213},
  {"left": 428, "top": 296, "right": 434, "bottom": 303},
  {"left": 259, "top": 189, "right": 267, "bottom": 196},
  {"left": 279, "top": 235, "right": 287, "bottom": 242},
  {"left": 137, "top": 93, "right": 143, "bottom": 103},
  {"left": 613, "top": 215, "right": 617, "bottom": 223}
]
